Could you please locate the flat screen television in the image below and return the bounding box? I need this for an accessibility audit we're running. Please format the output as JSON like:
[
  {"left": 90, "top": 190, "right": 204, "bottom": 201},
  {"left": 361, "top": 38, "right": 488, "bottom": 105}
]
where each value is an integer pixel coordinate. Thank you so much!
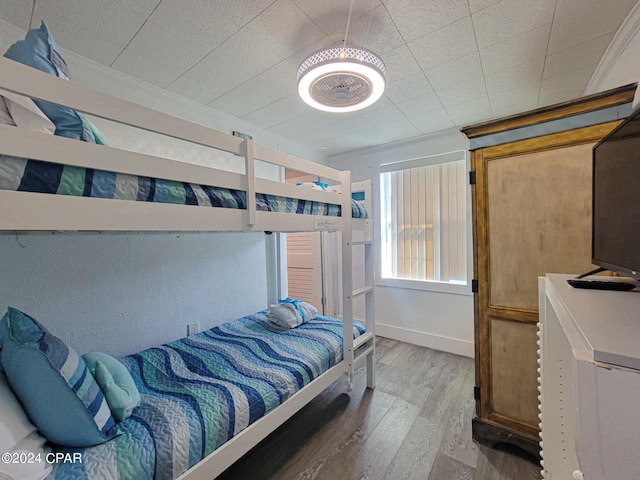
[{"left": 591, "top": 106, "right": 640, "bottom": 280}]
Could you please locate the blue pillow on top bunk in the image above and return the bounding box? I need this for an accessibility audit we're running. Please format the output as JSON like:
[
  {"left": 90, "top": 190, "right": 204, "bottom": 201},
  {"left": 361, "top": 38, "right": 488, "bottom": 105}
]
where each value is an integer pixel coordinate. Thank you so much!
[
  {"left": 0, "top": 308, "right": 119, "bottom": 447},
  {"left": 3, "top": 21, "right": 84, "bottom": 139}
]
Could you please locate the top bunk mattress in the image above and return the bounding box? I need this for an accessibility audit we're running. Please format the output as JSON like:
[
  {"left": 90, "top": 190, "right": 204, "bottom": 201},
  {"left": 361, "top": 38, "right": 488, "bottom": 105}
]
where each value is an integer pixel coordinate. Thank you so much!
[
  {"left": 47, "top": 312, "right": 365, "bottom": 480},
  {"left": 0, "top": 155, "right": 368, "bottom": 219}
]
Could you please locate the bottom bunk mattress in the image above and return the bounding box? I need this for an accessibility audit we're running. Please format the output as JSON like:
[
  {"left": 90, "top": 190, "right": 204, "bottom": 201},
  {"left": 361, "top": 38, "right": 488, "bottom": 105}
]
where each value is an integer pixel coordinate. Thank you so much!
[
  {"left": 47, "top": 312, "right": 365, "bottom": 480},
  {"left": 0, "top": 155, "right": 368, "bottom": 218}
]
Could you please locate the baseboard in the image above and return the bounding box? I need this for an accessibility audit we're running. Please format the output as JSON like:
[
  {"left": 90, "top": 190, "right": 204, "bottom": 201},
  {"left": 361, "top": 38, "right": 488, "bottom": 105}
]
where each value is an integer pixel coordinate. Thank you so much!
[{"left": 375, "top": 322, "right": 474, "bottom": 358}]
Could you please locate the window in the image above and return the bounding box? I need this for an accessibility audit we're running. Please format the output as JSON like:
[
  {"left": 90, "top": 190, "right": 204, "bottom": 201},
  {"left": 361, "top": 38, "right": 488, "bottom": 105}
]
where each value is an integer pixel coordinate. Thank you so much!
[{"left": 380, "top": 151, "right": 467, "bottom": 288}]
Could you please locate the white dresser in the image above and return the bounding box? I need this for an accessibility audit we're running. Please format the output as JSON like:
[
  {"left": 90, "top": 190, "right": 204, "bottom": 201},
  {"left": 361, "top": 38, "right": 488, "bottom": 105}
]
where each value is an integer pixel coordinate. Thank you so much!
[{"left": 538, "top": 274, "right": 640, "bottom": 479}]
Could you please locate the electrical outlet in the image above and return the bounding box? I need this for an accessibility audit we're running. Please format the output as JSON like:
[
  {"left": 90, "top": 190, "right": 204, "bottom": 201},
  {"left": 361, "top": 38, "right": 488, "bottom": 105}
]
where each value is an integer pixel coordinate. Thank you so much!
[{"left": 187, "top": 322, "right": 199, "bottom": 336}]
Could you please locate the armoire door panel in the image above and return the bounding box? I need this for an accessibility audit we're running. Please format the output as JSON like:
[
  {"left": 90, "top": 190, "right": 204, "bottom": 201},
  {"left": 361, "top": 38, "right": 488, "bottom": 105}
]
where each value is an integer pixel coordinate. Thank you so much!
[
  {"left": 489, "top": 317, "right": 539, "bottom": 427},
  {"left": 486, "top": 143, "right": 595, "bottom": 311}
]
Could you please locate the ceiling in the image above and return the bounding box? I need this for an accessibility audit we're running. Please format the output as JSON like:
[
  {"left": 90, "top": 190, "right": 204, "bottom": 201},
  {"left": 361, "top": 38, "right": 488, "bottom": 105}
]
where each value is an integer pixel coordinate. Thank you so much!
[{"left": 0, "top": 0, "right": 637, "bottom": 157}]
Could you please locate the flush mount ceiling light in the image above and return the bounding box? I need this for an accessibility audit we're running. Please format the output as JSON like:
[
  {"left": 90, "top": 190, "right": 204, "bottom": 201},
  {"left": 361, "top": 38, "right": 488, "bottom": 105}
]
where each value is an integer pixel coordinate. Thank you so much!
[{"left": 297, "top": 46, "right": 386, "bottom": 113}]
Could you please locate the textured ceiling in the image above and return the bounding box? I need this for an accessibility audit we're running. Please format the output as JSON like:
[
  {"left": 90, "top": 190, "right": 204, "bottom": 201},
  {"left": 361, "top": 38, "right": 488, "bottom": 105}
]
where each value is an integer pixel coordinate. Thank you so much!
[{"left": 0, "top": 0, "right": 637, "bottom": 156}]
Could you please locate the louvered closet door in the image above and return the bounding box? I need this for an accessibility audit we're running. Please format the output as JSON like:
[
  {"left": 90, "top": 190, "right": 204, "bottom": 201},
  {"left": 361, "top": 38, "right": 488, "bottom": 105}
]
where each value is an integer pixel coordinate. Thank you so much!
[
  {"left": 284, "top": 171, "right": 325, "bottom": 312},
  {"left": 286, "top": 232, "right": 323, "bottom": 313}
]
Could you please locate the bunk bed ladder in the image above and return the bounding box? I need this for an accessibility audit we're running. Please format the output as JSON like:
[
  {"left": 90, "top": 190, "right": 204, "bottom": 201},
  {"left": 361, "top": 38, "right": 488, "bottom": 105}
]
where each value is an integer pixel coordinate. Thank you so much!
[
  {"left": 343, "top": 178, "right": 376, "bottom": 390},
  {"left": 243, "top": 139, "right": 256, "bottom": 226},
  {"left": 354, "top": 215, "right": 375, "bottom": 389}
]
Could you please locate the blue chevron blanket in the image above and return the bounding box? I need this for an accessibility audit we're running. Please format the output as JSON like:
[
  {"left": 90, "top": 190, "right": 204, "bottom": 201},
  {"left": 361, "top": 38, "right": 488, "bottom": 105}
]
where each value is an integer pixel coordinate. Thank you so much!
[
  {"left": 0, "top": 155, "right": 367, "bottom": 218},
  {"left": 47, "top": 312, "right": 364, "bottom": 480}
]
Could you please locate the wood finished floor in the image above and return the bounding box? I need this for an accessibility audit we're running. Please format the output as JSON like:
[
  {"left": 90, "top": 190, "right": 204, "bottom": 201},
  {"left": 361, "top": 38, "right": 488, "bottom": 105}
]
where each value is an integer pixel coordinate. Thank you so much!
[{"left": 219, "top": 337, "right": 542, "bottom": 480}]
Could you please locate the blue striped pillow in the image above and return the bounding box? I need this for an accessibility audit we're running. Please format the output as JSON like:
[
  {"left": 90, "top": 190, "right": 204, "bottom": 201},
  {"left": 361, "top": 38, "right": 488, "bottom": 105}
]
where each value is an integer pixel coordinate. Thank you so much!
[
  {"left": 0, "top": 308, "right": 118, "bottom": 447},
  {"left": 3, "top": 22, "right": 83, "bottom": 139}
]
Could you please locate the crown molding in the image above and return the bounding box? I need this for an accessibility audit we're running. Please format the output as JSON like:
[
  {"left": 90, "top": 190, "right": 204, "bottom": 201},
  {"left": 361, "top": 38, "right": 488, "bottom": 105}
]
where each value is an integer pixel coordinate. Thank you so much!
[{"left": 586, "top": 2, "right": 640, "bottom": 95}]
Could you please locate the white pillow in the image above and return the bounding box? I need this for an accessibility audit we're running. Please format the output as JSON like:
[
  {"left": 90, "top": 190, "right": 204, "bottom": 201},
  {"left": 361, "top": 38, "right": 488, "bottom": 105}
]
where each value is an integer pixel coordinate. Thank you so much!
[
  {"left": 0, "top": 370, "right": 51, "bottom": 480},
  {"left": 296, "top": 181, "right": 326, "bottom": 191},
  {"left": 0, "top": 88, "right": 54, "bottom": 134}
]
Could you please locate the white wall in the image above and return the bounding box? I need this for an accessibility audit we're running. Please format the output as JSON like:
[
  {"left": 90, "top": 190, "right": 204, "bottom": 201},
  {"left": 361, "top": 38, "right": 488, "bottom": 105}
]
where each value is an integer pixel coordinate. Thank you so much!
[
  {"left": 0, "top": 232, "right": 267, "bottom": 357},
  {"left": 329, "top": 129, "right": 475, "bottom": 358}
]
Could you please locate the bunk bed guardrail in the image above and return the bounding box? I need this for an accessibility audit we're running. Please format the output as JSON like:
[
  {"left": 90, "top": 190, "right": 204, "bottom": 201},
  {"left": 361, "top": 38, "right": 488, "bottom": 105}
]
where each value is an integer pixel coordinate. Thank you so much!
[{"left": 0, "top": 56, "right": 358, "bottom": 233}]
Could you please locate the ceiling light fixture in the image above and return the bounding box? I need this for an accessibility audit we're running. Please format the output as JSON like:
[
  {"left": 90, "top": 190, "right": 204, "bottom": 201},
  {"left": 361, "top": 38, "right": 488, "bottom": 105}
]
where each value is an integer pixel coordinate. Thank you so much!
[
  {"left": 297, "top": 46, "right": 386, "bottom": 113},
  {"left": 296, "top": 2, "right": 385, "bottom": 113}
]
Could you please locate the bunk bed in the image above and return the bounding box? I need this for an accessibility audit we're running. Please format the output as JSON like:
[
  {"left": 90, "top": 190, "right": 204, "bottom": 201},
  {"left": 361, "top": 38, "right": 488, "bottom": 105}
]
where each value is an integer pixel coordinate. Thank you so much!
[{"left": 0, "top": 46, "right": 375, "bottom": 480}]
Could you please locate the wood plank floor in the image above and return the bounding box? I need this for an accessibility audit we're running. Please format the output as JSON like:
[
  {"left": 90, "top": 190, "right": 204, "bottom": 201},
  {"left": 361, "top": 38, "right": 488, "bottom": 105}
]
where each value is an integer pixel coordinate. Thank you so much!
[{"left": 219, "top": 337, "right": 542, "bottom": 480}]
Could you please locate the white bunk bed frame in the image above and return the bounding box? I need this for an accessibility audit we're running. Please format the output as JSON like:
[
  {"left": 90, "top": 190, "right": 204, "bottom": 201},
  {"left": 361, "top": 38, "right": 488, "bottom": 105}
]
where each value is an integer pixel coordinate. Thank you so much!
[{"left": 0, "top": 57, "right": 376, "bottom": 479}]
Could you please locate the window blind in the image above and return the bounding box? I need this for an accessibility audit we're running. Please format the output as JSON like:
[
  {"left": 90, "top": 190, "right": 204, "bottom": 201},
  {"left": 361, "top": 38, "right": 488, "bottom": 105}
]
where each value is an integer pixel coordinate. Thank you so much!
[{"left": 381, "top": 153, "right": 466, "bottom": 283}]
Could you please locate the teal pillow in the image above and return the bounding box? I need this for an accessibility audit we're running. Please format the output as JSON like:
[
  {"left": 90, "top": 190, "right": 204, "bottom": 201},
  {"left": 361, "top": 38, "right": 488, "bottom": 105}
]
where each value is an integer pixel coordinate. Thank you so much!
[
  {"left": 0, "top": 308, "right": 118, "bottom": 447},
  {"left": 3, "top": 22, "right": 83, "bottom": 139},
  {"left": 78, "top": 113, "right": 110, "bottom": 145},
  {"left": 82, "top": 352, "right": 140, "bottom": 422}
]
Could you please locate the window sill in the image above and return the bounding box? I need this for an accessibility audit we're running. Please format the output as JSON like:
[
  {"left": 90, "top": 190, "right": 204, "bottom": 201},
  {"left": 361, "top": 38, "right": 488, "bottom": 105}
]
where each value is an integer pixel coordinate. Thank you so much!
[{"left": 377, "top": 277, "right": 472, "bottom": 296}]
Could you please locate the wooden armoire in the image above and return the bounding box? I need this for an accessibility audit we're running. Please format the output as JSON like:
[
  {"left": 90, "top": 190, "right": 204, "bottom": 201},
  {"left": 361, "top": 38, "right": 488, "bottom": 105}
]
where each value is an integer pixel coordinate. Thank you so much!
[{"left": 461, "top": 84, "right": 637, "bottom": 458}]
